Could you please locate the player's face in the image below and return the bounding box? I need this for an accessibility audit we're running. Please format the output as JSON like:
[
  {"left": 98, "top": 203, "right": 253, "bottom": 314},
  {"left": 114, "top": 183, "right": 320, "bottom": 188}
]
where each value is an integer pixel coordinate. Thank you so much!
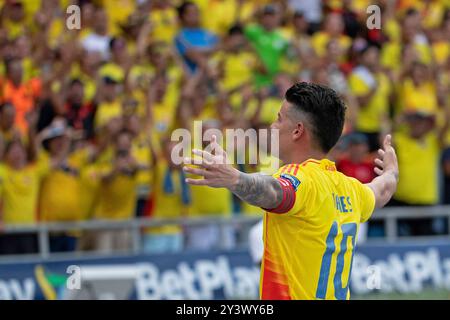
[
  {"left": 262, "top": 13, "right": 280, "bottom": 30},
  {"left": 182, "top": 5, "right": 200, "bottom": 27},
  {"left": 68, "top": 83, "right": 84, "bottom": 105},
  {"left": 362, "top": 47, "right": 379, "bottom": 69},
  {"left": 5, "top": 141, "right": 26, "bottom": 167},
  {"left": 271, "top": 101, "right": 297, "bottom": 162},
  {"left": 407, "top": 115, "right": 434, "bottom": 138},
  {"left": 325, "top": 13, "right": 344, "bottom": 36},
  {"left": 49, "top": 136, "right": 67, "bottom": 155},
  {"left": 0, "top": 104, "right": 15, "bottom": 129},
  {"left": 293, "top": 15, "right": 307, "bottom": 32},
  {"left": 7, "top": 60, "right": 23, "bottom": 84}
]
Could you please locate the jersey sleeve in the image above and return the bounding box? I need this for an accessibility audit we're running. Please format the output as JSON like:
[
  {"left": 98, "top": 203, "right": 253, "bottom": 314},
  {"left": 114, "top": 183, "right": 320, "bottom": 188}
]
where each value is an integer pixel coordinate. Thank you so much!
[
  {"left": 358, "top": 183, "right": 376, "bottom": 223},
  {"left": 348, "top": 73, "right": 370, "bottom": 96},
  {"left": 264, "top": 164, "right": 312, "bottom": 216}
]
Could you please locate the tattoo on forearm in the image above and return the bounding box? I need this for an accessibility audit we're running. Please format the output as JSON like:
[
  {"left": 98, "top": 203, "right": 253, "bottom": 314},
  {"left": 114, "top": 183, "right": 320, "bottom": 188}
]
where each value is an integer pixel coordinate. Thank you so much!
[{"left": 230, "top": 172, "right": 283, "bottom": 209}]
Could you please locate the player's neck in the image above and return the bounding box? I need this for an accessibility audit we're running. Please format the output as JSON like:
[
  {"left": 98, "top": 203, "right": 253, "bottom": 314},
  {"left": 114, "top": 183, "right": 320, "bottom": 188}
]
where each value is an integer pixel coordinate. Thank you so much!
[{"left": 284, "top": 149, "right": 326, "bottom": 165}]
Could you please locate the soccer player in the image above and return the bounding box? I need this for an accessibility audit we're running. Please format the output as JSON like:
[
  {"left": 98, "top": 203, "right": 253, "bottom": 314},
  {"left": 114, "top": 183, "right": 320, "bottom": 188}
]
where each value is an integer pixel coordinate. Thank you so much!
[{"left": 183, "top": 82, "right": 399, "bottom": 300}]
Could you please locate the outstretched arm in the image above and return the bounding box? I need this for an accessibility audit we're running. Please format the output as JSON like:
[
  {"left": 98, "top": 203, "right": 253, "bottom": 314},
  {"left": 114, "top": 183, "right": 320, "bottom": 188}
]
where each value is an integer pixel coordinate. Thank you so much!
[
  {"left": 229, "top": 172, "right": 283, "bottom": 209},
  {"left": 183, "top": 135, "right": 283, "bottom": 209},
  {"left": 366, "top": 134, "right": 399, "bottom": 208}
]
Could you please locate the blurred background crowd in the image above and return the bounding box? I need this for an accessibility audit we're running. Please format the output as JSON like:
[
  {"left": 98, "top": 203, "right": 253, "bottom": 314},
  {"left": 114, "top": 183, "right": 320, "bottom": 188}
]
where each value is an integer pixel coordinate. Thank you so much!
[{"left": 0, "top": 0, "right": 449, "bottom": 256}]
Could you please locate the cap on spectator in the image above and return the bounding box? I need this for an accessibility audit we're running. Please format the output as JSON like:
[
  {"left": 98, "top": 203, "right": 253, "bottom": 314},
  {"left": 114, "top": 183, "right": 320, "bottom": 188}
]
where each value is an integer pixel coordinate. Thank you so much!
[
  {"left": 103, "top": 75, "right": 120, "bottom": 85},
  {"left": 69, "top": 78, "right": 84, "bottom": 87},
  {"left": 404, "top": 109, "right": 435, "bottom": 120},
  {"left": 404, "top": 7, "right": 419, "bottom": 17},
  {"left": 262, "top": 4, "right": 278, "bottom": 15},
  {"left": 42, "top": 123, "right": 66, "bottom": 141},
  {"left": 228, "top": 24, "right": 244, "bottom": 36}
]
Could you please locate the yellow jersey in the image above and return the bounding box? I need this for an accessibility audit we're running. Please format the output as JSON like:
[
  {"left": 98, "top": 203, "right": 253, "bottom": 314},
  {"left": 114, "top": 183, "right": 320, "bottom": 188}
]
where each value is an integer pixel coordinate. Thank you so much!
[
  {"left": 189, "top": 184, "right": 232, "bottom": 217},
  {"left": 39, "top": 150, "right": 90, "bottom": 222},
  {"left": 99, "top": 63, "right": 125, "bottom": 83},
  {"left": 39, "top": 169, "right": 81, "bottom": 222},
  {"left": 260, "top": 159, "right": 375, "bottom": 300},
  {"left": 102, "top": 0, "right": 136, "bottom": 36},
  {"left": 194, "top": 0, "right": 237, "bottom": 35},
  {"left": 244, "top": 97, "right": 281, "bottom": 125},
  {"left": 0, "top": 155, "right": 50, "bottom": 224},
  {"left": 95, "top": 99, "right": 122, "bottom": 128},
  {"left": 398, "top": 79, "right": 438, "bottom": 115},
  {"left": 212, "top": 51, "right": 256, "bottom": 92},
  {"left": 93, "top": 172, "right": 137, "bottom": 220},
  {"left": 92, "top": 150, "right": 138, "bottom": 220},
  {"left": 311, "top": 32, "right": 352, "bottom": 59},
  {"left": 148, "top": 160, "right": 190, "bottom": 235},
  {"left": 149, "top": 7, "right": 178, "bottom": 43},
  {"left": 381, "top": 41, "right": 432, "bottom": 71},
  {"left": 132, "top": 134, "right": 154, "bottom": 197},
  {"left": 349, "top": 67, "right": 391, "bottom": 133},
  {"left": 393, "top": 131, "right": 439, "bottom": 205}
]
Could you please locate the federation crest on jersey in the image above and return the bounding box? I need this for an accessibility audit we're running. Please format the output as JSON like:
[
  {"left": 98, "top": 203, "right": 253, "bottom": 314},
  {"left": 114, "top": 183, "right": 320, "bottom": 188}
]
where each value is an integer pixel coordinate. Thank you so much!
[{"left": 280, "top": 173, "right": 301, "bottom": 191}]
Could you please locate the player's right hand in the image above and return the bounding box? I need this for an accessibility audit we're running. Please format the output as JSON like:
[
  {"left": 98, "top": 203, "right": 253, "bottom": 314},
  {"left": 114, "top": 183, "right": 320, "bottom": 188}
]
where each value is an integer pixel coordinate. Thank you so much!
[{"left": 183, "top": 135, "right": 240, "bottom": 189}]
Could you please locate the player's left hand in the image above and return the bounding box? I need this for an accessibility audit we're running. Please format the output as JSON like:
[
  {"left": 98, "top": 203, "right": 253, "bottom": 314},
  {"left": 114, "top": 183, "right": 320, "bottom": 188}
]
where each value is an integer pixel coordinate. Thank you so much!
[
  {"left": 374, "top": 134, "right": 398, "bottom": 179},
  {"left": 183, "top": 135, "right": 240, "bottom": 188}
]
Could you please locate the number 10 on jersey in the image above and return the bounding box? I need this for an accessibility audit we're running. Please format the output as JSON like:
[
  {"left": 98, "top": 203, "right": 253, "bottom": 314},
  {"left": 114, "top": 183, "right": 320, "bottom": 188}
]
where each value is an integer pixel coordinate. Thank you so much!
[{"left": 316, "top": 222, "right": 358, "bottom": 300}]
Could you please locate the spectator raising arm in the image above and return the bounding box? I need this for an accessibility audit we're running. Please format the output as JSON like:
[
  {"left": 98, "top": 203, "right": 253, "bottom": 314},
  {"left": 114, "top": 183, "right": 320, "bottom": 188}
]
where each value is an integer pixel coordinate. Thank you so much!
[{"left": 366, "top": 134, "right": 399, "bottom": 208}]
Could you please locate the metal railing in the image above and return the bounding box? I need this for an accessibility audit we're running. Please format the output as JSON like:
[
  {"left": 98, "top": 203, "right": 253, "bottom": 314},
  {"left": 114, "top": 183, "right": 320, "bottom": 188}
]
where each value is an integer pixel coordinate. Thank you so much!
[
  {"left": 370, "top": 205, "right": 450, "bottom": 242},
  {"left": 0, "top": 215, "right": 262, "bottom": 262},
  {"left": 0, "top": 206, "right": 449, "bottom": 262}
]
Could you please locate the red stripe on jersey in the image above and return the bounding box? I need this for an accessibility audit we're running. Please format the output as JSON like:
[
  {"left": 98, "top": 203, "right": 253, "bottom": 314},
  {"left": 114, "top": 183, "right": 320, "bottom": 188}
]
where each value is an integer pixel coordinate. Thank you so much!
[
  {"left": 263, "top": 257, "right": 289, "bottom": 283},
  {"left": 261, "top": 266, "right": 292, "bottom": 300},
  {"left": 292, "top": 164, "right": 299, "bottom": 176},
  {"left": 290, "top": 164, "right": 296, "bottom": 172}
]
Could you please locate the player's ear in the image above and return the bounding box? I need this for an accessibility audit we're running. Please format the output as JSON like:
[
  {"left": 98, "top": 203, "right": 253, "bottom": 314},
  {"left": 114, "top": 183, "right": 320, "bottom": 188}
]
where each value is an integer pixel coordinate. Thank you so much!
[{"left": 292, "top": 122, "right": 304, "bottom": 141}]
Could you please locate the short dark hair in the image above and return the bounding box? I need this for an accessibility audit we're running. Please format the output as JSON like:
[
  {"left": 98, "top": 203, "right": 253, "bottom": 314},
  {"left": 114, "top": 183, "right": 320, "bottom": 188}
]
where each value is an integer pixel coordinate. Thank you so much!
[
  {"left": 285, "top": 82, "right": 346, "bottom": 153},
  {"left": 262, "top": 4, "right": 278, "bottom": 16},
  {"left": 405, "top": 7, "right": 419, "bottom": 17},
  {"left": 69, "top": 78, "right": 83, "bottom": 87},
  {"left": 4, "top": 57, "right": 20, "bottom": 72},
  {"left": 177, "top": 1, "right": 195, "bottom": 19},
  {"left": 109, "top": 37, "right": 118, "bottom": 50},
  {"left": 0, "top": 102, "right": 14, "bottom": 113},
  {"left": 228, "top": 24, "right": 243, "bottom": 36}
]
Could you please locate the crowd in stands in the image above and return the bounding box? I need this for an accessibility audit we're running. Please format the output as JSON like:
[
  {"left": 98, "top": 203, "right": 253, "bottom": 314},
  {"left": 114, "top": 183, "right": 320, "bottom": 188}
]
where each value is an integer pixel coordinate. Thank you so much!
[{"left": 0, "top": 0, "right": 449, "bottom": 255}]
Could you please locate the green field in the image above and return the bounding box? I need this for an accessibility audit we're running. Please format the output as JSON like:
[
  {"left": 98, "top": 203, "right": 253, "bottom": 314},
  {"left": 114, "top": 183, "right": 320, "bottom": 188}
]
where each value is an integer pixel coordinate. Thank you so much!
[{"left": 352, "top": 289, "right": 450, "bottom": 300}]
